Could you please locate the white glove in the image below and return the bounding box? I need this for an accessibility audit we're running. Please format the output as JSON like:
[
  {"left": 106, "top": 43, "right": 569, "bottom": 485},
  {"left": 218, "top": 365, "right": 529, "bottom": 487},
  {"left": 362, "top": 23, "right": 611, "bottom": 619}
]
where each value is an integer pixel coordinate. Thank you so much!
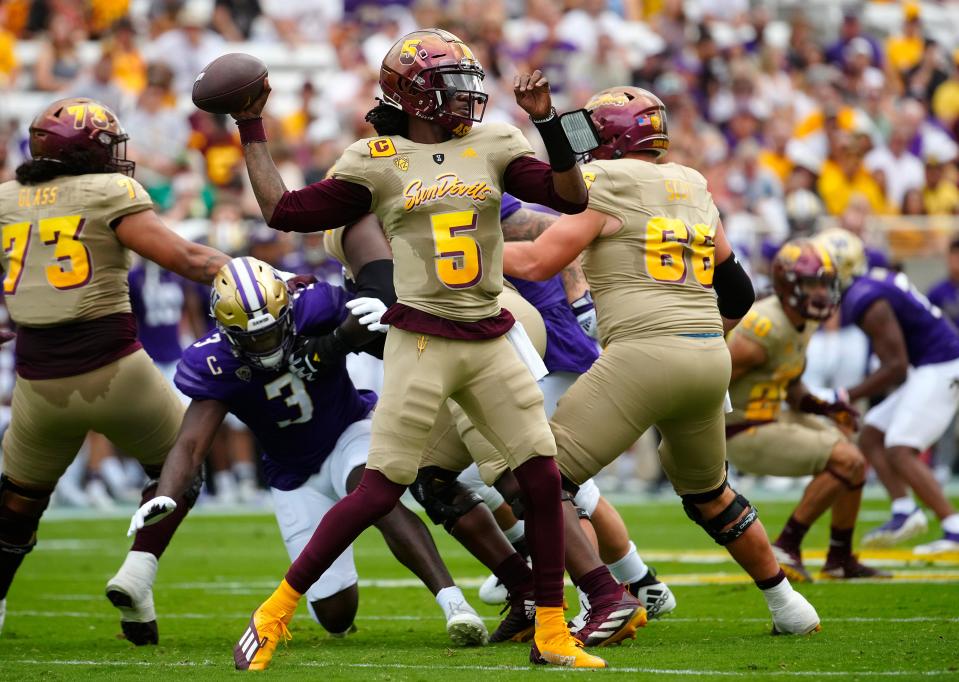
[
  {"left": 346, "top": 297, "right": 389, "bottom": 333},
  {"left": 276, "top": 269, "right": 297, "bottom": 282},
  {"left": 127, "top": 496, "right": 177, "bottom": 537}
]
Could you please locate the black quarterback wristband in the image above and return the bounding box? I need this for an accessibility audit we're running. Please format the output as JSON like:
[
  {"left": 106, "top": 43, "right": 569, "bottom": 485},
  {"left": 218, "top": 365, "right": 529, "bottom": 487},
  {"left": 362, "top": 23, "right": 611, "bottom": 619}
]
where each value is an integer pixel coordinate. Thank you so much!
[{"left": 532, "top": 108, "right": 577, "bottom": 172}]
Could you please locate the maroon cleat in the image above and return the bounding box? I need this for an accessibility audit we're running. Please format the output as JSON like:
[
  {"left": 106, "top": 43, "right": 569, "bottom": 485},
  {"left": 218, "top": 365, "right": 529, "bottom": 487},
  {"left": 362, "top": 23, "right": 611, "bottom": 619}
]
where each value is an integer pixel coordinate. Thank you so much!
[
  {"left": 489, "top": 591, "right": 536, "bottom": 643},
  {"left": 772, "top": 543, "right": 814, "bottom": 583},
  {"left": 573, "top": 590, "right": 647, "bottom": 648},
  {"left": 820, "top": 554, "right": 891, "bottom": 580}
]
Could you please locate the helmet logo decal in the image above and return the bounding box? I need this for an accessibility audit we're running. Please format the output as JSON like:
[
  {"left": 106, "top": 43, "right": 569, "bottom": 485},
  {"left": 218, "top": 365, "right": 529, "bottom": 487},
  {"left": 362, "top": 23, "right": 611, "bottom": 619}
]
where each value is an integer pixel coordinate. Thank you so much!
[
  {"left": 399, "top": 39, "right": 423, "bottom": 65},
  {"left": 66, "top": 103, "right": 111, "bottom": 130},
  {"left": 587, "top": 92, "right": 629, "bottom": 108}
]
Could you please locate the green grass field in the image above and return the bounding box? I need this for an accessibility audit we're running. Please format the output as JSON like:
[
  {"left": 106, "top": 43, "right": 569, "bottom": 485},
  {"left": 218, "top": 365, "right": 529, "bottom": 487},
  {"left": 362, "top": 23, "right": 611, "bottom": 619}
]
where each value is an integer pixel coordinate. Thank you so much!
[{"left": 1, "top": 496, "right": 958, "bottom": 681}]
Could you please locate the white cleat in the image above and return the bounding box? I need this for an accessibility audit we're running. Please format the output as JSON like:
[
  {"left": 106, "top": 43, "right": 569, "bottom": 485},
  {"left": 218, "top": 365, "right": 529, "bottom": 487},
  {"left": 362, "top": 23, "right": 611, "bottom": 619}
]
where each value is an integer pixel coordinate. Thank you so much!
[
  {"left": 913, "top": 536, "right": 959, "bottom": 555},
  {"left": 478, "top": 573, "right": 508, "bottom": 605},
  {"left": 446, "top": 600, "right": 489, "bottom": 646},
  {"left": 105, "top": 550, "right": 159, "bottom": 645},
  {"left": 770, "top": 589, "right": 821, "bottom": 635},
  {"left": 629, "top": 569, "right": 677, "bottom": 619},
  {"left": 0, "top": 597, "right": 6, "bottom": 636}
]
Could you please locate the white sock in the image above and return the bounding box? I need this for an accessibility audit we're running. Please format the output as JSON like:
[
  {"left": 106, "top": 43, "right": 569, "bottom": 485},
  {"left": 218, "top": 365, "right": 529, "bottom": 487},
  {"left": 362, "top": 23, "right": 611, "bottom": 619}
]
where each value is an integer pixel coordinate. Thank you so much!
[
  {"left": 575, "top": 586, "right": 589, "bottom": 616},
  {"left": 504, "top": 520, "right": 525, "bottom": 544},
  {"left": 891, "top": 497, "right": 918, "bottom": 515},
  {"left": 100, "top": 456, "right": 130, "bottom": 493},
  {"left": 436, "top": 586, "right": 469, "bottom": 619},
  {"left": 941, "top": 514, "right": 959, "bottom": 534},
  {"left": 232, "top": 461, "right": 256, "bottom": 484},
  {"left": 607, "top": 541, "right": 649, "bottom": 584},
  {"left": 214, "top": 470, "right": 237, "bottom": 495},
  {"left": 760, "top": 576, "right": 794, "bottom": 610}
]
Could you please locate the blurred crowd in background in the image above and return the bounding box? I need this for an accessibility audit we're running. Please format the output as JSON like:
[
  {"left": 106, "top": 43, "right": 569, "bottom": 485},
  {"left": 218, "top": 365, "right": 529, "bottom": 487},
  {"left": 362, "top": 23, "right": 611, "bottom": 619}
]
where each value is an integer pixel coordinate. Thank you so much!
[{"left": 2, "top": 0, "right": 959, "bottom": 509}]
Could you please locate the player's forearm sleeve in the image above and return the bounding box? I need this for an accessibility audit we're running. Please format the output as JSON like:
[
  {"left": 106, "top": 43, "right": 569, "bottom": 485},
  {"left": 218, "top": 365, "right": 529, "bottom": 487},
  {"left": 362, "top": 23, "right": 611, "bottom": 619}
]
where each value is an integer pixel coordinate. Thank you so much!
[
  {"left": 269, "top": 178, "right": 373, "bottom": 233},
  {"left": 714, "top": 254, "right": 755, "bottom": 319},
  {"left": 337, "top": 259, "right": 394, "bottom": 358},
  {"left": 503, "top": 156, "right": 588, "bottom": 215}
]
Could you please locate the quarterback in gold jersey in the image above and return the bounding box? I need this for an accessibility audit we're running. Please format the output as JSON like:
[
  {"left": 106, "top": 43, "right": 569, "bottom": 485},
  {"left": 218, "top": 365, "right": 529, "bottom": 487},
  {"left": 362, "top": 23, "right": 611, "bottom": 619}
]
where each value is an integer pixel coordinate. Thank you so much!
[
  {"left": 229, "top": 29, "right": 607, "bottom": 669},
  {"left": 0, "top": 98, "right": 229, "bottom": 643},
  {"left": 726, "top": 241, "right": 887, "bottom": 582},
  {"left": 504, "top": 86, "right": 821, "bottom": 636}
]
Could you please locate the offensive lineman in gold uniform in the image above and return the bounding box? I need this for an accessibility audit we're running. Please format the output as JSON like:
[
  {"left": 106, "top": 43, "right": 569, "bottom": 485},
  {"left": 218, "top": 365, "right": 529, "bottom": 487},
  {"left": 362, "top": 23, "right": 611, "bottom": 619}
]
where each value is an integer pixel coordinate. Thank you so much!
[
  {"left": 229, "top": 29, "right": 609, "bottom": 669},
  {"left": 726, "top": 241, "right": 887, "bottom": 582},
  {"left": 0, "top": 98, "right": 229, "bottom": 642},
  {"left": 504, "top": 86, "right": 821, "bottom": 636}
]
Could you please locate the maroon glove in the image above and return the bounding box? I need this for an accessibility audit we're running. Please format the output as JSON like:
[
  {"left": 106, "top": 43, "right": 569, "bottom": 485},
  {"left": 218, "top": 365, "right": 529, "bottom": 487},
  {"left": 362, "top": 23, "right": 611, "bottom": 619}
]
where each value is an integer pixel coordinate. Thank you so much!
[
  {"left": 0, "top": 329, "right": 15, "bottom": 346},
  {"left": 799, "top": 390, "right": 860, "bottom": 431}
]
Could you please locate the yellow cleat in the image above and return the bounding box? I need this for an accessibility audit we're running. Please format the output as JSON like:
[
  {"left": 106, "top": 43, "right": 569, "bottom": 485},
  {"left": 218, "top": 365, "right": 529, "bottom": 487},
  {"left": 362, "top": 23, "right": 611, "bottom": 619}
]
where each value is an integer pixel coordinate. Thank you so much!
[
  {"left": 530, "top": 606, "right": 608, "bottom": 668},
  {"left": 235, "top": 579, "right": 301, "bottom": 670}
]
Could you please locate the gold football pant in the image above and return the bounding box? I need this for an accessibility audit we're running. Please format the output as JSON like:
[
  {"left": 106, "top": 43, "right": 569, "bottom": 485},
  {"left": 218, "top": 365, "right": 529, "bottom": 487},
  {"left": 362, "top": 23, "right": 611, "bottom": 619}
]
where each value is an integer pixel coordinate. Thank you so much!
[
  {"left": 368, "top": 327, "right": 555, "bottom": 486},
  {"left": 726, "top": 412, "right": 842, "bottom": 477},
  {"left": 2, "top": 349, "right": 185, "bottom": 488},
  {"left": 552, "top": 335, "right": 730, "bottom": 496}
]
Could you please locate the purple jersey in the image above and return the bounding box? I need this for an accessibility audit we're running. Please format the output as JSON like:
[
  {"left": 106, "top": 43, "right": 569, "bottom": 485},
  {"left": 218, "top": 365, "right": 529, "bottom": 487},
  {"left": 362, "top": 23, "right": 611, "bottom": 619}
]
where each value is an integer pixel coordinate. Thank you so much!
[
  {"left": 175, "top": 282, "right": 377, "bottom": 491},
  {"left": 128, "top": 262, "right": 185, "bottom": 364},
  {"left": 500, "top": 193, "right": 599, "bottom": 374},
  {"left": 842, "top": 268, "right": 959, "bottom": 367},
  {"left": 928, "top": 279, "right": 959, "bottom": 329}
]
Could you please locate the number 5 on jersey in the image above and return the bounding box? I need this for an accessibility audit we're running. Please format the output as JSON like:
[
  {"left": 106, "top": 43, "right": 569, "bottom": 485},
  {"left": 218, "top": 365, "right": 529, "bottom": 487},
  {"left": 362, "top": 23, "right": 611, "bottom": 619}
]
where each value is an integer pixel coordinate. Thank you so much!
[{"left": 431, "top": 209, "right": 482, "bottom": 289}]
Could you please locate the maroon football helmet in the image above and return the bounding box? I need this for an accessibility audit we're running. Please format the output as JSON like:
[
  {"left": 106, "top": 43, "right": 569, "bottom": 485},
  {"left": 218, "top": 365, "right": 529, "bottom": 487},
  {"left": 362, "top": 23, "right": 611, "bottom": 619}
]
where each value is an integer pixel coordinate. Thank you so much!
[
  {"left": 29, "top": 97, "right": 134, "bottom": 176},
  {"left": 585, "top": 86, "right": 669, "bottom": 160},
  {"left": 380, "top": 29, "right": 487, "bottom": 137},
  {"left": 772, "top": 240, "right": 841, "bottom": 321}
]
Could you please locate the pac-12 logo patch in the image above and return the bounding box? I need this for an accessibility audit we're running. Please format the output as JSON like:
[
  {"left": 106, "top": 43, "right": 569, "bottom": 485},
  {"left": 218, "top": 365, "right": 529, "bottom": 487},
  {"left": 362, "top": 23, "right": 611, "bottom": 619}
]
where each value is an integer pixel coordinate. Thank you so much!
[
  {"left": 368, "top": 138, "right": 397, "bottom": 158},
  {"left": 235, "top": 366, "right": 252, "bottom": 382},
  {"left": 393, "top": 156, "right": 409, "bottom": 171},
  {"left": 433, "top": 153, "right": 445, "bottom": 164}
]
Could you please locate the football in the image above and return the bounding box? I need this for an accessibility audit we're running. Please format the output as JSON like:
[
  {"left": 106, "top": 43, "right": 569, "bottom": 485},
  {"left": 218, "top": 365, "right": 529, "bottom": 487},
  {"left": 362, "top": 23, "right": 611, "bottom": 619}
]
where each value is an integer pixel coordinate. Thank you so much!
[{"left": 192, "top": 53, "right": 268, "bottom": 115}]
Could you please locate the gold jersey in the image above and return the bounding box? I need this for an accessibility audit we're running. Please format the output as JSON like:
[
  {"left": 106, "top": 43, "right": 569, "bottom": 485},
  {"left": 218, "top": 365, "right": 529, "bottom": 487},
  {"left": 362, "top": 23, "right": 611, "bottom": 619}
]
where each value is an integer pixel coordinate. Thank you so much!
[
  {"left": 579, "top": 158, "right": 723, "bottom": 345},
  {"left": 331, "top": 122, "right": 533, "bottom": 322},
  {"left": 0, "top": 172, "right": 153, "bottom": 327},
  {"left": 726, "top": 295, "right": 818, "bottom": 426}
]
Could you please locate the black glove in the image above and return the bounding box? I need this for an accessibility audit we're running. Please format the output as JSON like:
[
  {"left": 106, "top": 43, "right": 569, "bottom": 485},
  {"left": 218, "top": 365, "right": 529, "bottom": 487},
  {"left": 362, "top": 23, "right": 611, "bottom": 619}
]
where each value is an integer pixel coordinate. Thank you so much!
[{"left": 287, "top": 330, "right": 350, "bottom": 381}]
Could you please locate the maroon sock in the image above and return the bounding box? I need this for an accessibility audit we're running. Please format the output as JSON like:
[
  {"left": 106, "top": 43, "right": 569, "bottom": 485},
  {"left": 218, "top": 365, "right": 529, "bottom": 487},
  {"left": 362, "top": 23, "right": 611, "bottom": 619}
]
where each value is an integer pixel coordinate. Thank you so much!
[
  {"left": 130, "top": 484, "right": 193, "bottom": 559},
  {"left": 827, "top": 526, "right": 854, "bottom": 561},
  {"left": 512, "top": 456, "right": 565, "bottom": 607},
  {"left": 492, "top": 552, "right": 534, "bottom": 595},
  {"left": 775, "top": 515, "right": 810, "bottom": 553},
  {"left": 755, "top": 568, "right": 786, "bottom": 590},
  {"left": 576, "top": 565, "right": 623, "bottom": 604},
  {"left": 285, "top": 468, "right": 405, "bottom": 594}
]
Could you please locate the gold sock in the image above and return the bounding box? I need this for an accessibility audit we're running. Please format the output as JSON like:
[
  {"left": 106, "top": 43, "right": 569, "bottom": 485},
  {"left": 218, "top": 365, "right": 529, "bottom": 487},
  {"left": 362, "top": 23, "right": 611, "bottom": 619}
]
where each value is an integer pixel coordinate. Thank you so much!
[{"left": 267, "top": 579, "right": 302, "bottom": 614}]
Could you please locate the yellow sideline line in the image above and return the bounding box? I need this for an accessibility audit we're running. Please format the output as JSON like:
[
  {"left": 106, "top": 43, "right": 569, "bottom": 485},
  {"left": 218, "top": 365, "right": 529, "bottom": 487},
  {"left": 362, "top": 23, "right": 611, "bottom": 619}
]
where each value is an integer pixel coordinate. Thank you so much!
[
  {"left": 660, "top": 571, "right": 959, "bottom": 586},
  {"left": 643, "top": 549, "right": 959, "bottom": 565}
]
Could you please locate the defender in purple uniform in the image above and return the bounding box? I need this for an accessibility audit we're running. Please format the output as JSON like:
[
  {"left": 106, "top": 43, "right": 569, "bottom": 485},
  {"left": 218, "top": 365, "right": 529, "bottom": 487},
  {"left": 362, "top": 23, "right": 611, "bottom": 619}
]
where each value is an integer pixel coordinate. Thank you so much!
[
  {"left": 129, "top": 257, "right": 488, "bottom": 647},
  {"left": 816, "top": 229, "right": 959, "bottom": 553}
]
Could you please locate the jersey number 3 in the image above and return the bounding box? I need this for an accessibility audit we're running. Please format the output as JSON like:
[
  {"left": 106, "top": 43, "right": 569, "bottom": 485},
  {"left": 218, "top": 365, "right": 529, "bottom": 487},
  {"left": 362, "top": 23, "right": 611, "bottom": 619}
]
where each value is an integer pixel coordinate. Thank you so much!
[
  {"left": 431, "top": 209, "right": 482, "bottom": 289},
  {"left": 645, "top": 216, "right": 715, "bottom": 287},
  {"left": 3, "top": 215, "right": 91, "bottom": 294}
]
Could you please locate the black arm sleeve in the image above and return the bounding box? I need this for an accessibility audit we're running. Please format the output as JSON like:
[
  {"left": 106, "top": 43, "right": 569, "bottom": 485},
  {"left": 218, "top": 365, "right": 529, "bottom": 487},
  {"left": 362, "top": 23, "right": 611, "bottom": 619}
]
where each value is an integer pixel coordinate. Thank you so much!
[{"left": 714, "top": 254, "right": 755, "bottom": 319}]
